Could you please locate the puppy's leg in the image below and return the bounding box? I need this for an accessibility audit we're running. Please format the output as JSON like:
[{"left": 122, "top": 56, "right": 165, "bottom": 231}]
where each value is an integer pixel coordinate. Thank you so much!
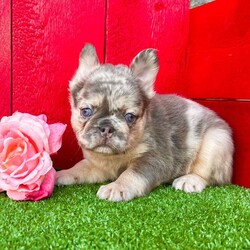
[
  {"left": 173, "top": 128, "right": 233, "bottom": 193},
  {"left": 97, "top": 169, "right": 149, "bottom": 202},
  {"left": 56, "top": 159, "right": 110, "bottom": 185}
]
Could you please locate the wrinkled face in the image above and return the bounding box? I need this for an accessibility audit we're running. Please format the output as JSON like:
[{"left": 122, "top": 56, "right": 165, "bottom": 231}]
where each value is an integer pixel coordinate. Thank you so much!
[
  {"left": 69, "top": 44, "right": 159, "bottom": 155},
  {"left": 71, "top": 65, "right": 148, "bottom": 154}
]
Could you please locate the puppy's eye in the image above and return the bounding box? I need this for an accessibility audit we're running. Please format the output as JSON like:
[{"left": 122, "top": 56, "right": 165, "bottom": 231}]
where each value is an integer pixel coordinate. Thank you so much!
[
  {"left": 81, "top": 108, "right": 93, "bottom": 118},
  {"left": 124, "top": 113, "right": 136, "bottom": 124}
]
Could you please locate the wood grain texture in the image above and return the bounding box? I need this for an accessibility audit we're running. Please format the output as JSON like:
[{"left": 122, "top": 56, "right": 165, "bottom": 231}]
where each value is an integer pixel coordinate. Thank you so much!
[
  {"left": 12, "top": 0, "right": 106, "bottom": 169},
  {"left": 196, "top": 100, "right": 250, "bottom": 188},
  {"left": 0, "top": 0, "right": 11, "bottom": 117},
  {"left": 187, "top": 0, "right": 250, "bottom": 99},
  {"left": 9, "top": 0, "right": 250, "bottom": 188},
  {"left": 106, "top": 0, "right": 190, "bottom": 95}
]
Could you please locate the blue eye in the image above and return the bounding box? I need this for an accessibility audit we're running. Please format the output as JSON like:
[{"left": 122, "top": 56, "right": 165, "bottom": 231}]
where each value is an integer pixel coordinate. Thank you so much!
[
  {"left": 124, "top": 113, "right": 136, "bottom": 124},
  {"left": 81, "top": 108, "right": 93, "bottom": 118}
]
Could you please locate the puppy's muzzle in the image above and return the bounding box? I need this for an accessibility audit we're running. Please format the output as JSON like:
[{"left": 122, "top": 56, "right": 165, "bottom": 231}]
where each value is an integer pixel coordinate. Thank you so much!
[
  {"left": 99, "top": 125, "right": 115, "bottom": 138},
  {"left": 98, "top": 119, "right": 115, "bottom": 138}
]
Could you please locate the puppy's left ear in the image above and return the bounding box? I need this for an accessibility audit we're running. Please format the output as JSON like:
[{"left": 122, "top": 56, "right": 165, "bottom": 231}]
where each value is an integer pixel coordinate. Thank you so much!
[{"left": 130, "top": 49, "right": 159, "bottom": 99}]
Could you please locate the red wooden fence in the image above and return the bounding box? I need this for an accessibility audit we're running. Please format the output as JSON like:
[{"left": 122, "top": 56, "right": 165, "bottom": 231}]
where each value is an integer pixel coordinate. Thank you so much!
[
  {"left": 0, "top": 0, "right": 249, "bottom": 187},
  {"left": 0, "top": 0, "right": 11, "bottom": 117},
  {"left": 187, "top": 0, "right": 250, "bottom": 188},
  {"left": 106, "top": 0, "right": 189, "bottom": 95},
  {"left": 11, "top": 0, "right": 106, "bottom": 168}
]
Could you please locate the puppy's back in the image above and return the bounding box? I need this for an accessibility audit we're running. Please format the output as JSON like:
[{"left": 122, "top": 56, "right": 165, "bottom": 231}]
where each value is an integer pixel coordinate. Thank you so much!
[{"left": 146, "top": 94, "right": 233, "bottom": 184}]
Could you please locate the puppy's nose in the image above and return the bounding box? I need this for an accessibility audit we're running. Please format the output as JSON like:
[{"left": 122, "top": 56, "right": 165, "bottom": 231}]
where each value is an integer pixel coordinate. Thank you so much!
[{"left": 99, "top": 125, "right": 115, "bottom": 137}]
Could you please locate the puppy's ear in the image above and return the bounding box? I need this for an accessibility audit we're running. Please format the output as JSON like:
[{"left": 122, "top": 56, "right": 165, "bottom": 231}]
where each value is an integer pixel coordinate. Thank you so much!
[
  {"left": 130, "top": 49, "right": 159, "bottom": 99},
  {"left": 70, "top": 44, "right": 100, "bottom": 89}
]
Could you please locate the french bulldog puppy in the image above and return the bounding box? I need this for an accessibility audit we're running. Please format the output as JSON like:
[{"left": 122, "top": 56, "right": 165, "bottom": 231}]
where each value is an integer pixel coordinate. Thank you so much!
[{"left": 56, "top": 44, "right": 234, "bottom": 202}]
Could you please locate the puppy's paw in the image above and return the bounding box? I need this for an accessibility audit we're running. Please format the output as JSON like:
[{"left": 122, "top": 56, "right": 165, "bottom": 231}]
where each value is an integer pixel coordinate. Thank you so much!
[
  {"left": 172, "top": 174, "right": 207, "bottom": 193},
  {"left": 56, "top": 170, "right": 79, "bottom": 186},
  {"left": 97, "top": 182, "right": 135, "bottom": 202}
]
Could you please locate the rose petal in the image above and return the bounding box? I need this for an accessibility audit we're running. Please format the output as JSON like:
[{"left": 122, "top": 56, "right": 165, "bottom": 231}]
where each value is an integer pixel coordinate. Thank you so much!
[
  {"left": 6, "top": 189, "right": 27, "bottom": 200},
  {"left": 9, "top": 153, "right": 40, "bottom": 178},
  {"left": 0, "top": 151, "right": 52, "bottom": 190},
  {"left": 15, "top": 180, "right": 41, "bottom": 192},
  {"left": 6, "top": 181, "right": 41, "bottom": 200},
  {"left": 0, "top": 121, "right": 20, "bottom": 141},
  {"left": 3, "top": 112, "right": 51, "bottom": 152},
  {"left": 0, "top": 137, "right": 26, "bottom": 165},
  {"left": 6, "top": 152, "right": 52, "bottom": 189},
  {"left": 48, "top": 123, "right": 67, "bottom": 154},
  {"left": 37, "top": 114, "right": 47, "bottom": 122},
  {"left": 24, "top": 168, "right": 56, "bottom": 201},
  {"left": 19, "top": 123, "right": 49, "bottom": 152},
  {"left": 6, "top": 168, "right": 56, "bottom": 201},
  {"left": 0, "top": 120, "right": 45, "bottom": 153},
  {"left": 21, "top": 152, "right": 52, "bottom": 185}
]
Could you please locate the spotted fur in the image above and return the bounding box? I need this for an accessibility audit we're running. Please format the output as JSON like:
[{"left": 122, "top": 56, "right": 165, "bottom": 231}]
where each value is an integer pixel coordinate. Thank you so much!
[{"left": 56, "top": 44, "right": 234, "bottom": 202}]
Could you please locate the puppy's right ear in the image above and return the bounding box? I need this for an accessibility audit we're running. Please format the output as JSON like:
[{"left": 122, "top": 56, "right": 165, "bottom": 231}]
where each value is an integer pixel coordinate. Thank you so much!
[
  {"left": 70, "top": 44, "right": 100, "bottom": 89},
  {"left": 130, "top": 49, "right": 159, "bottom": 99}
]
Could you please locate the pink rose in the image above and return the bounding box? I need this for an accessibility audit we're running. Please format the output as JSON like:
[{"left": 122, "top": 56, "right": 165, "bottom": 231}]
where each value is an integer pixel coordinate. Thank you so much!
[{"left": 0, "top": 112, "right": 66, "bottom": 201}]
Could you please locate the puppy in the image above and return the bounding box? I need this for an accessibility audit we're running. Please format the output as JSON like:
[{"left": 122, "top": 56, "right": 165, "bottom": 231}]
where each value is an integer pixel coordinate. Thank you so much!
[{"left": 56, "top": 44, "right": 234, "bottom": 202}]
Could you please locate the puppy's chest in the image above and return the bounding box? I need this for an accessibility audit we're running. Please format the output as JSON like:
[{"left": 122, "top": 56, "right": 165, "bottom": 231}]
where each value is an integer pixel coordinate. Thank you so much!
[{"left": 84, "top": 150, "right": 131, "bottom": 178}]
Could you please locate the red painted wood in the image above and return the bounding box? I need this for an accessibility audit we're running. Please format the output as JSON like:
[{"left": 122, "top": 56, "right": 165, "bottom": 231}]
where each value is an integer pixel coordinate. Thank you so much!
[
  {"left": 187, "top": 0, "right": 250, "bottom": 99},
  {"left": 12, "top": 0, "right": 106, "bottom": 169},
  {"left": 8, "top": 0, "right": 250, "bottom": 188},
  {"left": 106, "top": 0, "right": 190, "bottom": 95},
  {"left": 188, "top": 0, "right": 250, "bottom": 188},
  {"left": 196, "top": 100, "right": 250, "bottom": 188},
  {"left": 0, "top": 0, "right": 11, "bottom": 117}
]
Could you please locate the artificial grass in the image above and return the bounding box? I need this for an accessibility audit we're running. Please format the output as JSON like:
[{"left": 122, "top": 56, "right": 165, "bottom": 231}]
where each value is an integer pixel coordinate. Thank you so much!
[{"left": 0, "top": 184, "right": 249, "bottom": 250}]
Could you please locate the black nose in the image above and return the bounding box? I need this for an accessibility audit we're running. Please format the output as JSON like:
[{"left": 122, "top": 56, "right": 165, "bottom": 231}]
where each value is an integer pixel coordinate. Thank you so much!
[{"left": 99, "top": 125, "right": 115, "bottom": 137}]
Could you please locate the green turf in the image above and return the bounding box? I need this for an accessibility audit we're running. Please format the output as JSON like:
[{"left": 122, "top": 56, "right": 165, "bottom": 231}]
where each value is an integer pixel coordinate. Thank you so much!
[{"left": 0, "top": 184, "right": 249, "bottom": 250}]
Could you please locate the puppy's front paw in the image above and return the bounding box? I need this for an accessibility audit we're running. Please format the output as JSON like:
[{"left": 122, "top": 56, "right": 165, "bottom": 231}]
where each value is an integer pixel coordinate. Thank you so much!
[
  {"left": 172, "top": 174, "right": 207, "bottom": 193},
  {"left": 56, "top": 170, "right": 79, "bottom": 186},
  {"left": 97, "top": 182, "right": 135, "bottom": 202}
]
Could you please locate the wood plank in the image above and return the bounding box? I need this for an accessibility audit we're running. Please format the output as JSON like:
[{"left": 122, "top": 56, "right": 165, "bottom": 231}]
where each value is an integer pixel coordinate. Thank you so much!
[
  {"left": 12, "top": 0, "right": 106, "bottom": 169},
  {"left": 106, "top": 0, "right": 190, "bottom": 95},
  {"left": 187, "top": 0, "right": 250, "bottom": 99},
  {"left": 195, "top": 100, "right": 250, "bottom": 188},
  {"left": 0, "top": 0, "right": 11, "bottom": 117}
]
